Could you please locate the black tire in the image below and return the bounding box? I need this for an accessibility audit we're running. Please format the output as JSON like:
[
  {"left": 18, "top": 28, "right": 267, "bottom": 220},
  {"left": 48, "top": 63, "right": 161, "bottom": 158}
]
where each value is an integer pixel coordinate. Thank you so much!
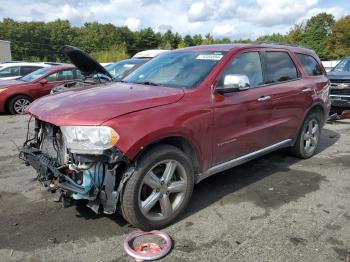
[
  {"left": 8, "top": 95, "right": 32, "bottom": 115},
  {"left": 120, "top": 144, "right": 194, "bottom": 230},
  {"left": 290, "top": 112, "right": 321, "bottom": 159}
]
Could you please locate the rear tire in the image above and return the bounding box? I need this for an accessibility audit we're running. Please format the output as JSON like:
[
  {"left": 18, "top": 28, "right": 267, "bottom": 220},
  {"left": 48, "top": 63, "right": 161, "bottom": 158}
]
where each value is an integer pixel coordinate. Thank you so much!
[
  {"left": 290, "top": 112, "right": 321, "bottom": 159},
  {"left": 8, "top": 95, "right": 32, "bottom": 115},
  {"left": 120, "top": 144, "right": 194, "bottom": 230}
]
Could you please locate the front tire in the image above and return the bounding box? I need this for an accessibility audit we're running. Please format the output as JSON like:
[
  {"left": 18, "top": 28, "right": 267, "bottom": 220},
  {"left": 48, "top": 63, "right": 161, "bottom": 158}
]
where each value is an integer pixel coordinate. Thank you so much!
[
  {"left": 120, "top": 144, "right": 194, "bottom": 230},
  {"left": 290, "top": 112, "right": 321, "bottom": 159},
  {"left": 8, "top": 95, "right": 32, "bottom": 115}
]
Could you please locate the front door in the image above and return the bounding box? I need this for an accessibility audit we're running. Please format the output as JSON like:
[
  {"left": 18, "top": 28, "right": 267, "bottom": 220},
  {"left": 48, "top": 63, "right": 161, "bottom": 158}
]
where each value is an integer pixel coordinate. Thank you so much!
[{"left": 212, "top": 51, "right": 275, "bottom": 165}]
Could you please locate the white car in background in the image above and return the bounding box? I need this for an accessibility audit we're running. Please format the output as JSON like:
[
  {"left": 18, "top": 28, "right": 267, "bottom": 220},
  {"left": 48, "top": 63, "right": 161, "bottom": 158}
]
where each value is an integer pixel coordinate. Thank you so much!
[
  {"left": 132, "top": 49, "right": 169, "bottom": 59},
  {"left": 0, "top": 62, "right": 50, "bottom": 80}
]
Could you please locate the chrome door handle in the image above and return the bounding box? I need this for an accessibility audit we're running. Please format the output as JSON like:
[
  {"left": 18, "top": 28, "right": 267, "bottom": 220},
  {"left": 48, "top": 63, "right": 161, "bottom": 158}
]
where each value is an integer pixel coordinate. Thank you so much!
[
  {"left": 258, "top": 96, "right": 271, "bottom": 102},
  {"left": 302, "top": 87, "right": 313, "bottom": 93}
]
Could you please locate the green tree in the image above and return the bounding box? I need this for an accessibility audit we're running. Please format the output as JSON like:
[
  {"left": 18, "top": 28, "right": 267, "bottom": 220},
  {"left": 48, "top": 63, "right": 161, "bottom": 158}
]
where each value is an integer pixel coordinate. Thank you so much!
[
  {"left": 301, "top": 13, "right": 335, "bottom": 59},
  {"left": 192, "top": 34, "right": 203, "bottom": 46},
  {"left": 327, "top": 16, "right": 350, "bottom": 59},
  {"left": 91, "top": 44, "right": 129, "bottom": 62},
  {"left": 286, "top": 23, "right": 304, "bottom": 44},
  {"left": 160, "top": 30, "right": 182, "bottom": 49},
  {"left": 215, "top": 37, "right": 231, "bottom": 44},
  {"left": 135, "top": 27, "right": 161, "bottom": 52},
  {"left": 177, "top": 40, "right": 187, "bottom": 49},
  {"left": 256, "top": 33, "right": 288, "bottom": 43},
  {"left": 202, "top": 33, "right": 214, "bottom": 45},
  {"left": 183, "top": 35, "right": 194, "bottom": 46}
]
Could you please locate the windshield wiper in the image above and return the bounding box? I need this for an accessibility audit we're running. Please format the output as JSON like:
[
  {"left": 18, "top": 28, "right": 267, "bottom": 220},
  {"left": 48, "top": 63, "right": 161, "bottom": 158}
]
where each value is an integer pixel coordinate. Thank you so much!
[{"left": 137, "top": 81, "right": 160, "bottom": 86}]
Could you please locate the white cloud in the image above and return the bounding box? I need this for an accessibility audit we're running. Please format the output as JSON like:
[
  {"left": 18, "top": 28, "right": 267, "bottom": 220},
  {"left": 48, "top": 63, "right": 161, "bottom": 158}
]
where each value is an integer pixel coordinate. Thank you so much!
[
  {"left": 239, "top": 0, "right": 320, "bottom": 26},
  {"left": 187, "top": 1, "right": 213, "bottom": 22},
  {"left": 212, "top": 24, "right": 235, "bottom": 38},
  {"left": 124, "top": 17, "right": 141, "bottom": 31},
  {"left": 306, "top": 6, "right": 347, "bottom": 20}
]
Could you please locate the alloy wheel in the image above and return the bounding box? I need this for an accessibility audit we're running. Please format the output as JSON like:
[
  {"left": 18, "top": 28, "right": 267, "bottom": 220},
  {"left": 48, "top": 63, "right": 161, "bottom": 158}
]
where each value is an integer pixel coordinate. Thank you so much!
[
  {"left": 138, "top": 160, "right": 188, "bottom": 221},
  {"left": 13, "top": 98, "right": 30, "bottom": 114},
  {"left": 303, "top": 118, "right": 319, "bottom": 155}
]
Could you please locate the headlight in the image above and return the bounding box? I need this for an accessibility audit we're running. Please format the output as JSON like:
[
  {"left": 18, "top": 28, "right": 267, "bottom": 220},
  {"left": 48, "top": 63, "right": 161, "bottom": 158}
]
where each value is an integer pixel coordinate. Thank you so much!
[{"left": 61, "top": 126, "right": 119, "bottom": 154}]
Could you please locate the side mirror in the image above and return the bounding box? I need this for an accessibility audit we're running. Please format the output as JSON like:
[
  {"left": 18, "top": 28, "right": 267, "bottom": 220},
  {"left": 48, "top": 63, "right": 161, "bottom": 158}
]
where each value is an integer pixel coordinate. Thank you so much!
[
  {"left": 215, "top": 74, "right": 250, "bottom": 94},
  {"left": 38, "top": 79, "right": 48, "bottom": 85}
]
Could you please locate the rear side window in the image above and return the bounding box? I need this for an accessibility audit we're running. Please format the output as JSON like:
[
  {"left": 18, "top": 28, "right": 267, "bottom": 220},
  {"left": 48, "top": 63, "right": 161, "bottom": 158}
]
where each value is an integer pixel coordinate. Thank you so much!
[
  {"left": 21, "top": 66, "right": 42, "bottom": 75},
  {"left": 263, "top": 52, "right": 298, "bottom": 84},
  {"left": 297, "top": 54, "right": 322, "bottom": 76}
]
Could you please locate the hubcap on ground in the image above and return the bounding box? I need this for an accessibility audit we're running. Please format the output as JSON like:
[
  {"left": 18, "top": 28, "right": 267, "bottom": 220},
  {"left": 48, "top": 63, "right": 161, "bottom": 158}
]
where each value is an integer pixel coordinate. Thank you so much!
[
  {"left": 138, "top": 160, "right": 187, "bottom": 221},
  {"left": 303, "top": 119, "right": 319, "bottom": 155},
  {"left": 14, "top": 99, "right": 30, "bottom": 114}
]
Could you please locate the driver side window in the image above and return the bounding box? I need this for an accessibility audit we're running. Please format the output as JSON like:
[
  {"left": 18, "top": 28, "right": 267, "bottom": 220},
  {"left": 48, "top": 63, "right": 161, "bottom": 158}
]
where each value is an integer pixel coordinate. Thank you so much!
[{"left": 219, "top": 52, "right": 263, "bottom": 88}]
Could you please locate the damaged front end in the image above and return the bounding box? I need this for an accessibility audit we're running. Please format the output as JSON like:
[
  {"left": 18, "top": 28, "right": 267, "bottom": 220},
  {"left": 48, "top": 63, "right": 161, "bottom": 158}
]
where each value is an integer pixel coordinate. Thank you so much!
[{"left": 19, "top": 118, "right": 133, "bottom": 214}]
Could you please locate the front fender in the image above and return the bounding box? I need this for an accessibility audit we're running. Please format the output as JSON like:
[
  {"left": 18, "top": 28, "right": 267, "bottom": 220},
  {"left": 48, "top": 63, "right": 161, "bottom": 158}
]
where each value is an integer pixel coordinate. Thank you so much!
[{"left": 103, "top": 103, "right": 213, "bottom": 172}]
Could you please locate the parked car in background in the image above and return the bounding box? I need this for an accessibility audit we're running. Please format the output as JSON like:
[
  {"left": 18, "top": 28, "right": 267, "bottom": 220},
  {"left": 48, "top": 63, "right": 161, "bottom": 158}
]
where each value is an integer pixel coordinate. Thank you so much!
[
  {"left": 327, "top": 57, "right": 350, "bottom": 114},
  {"left": 322, "top": 60, "right": 340, "bottom": 72},
  {"left": 51, "top": 46, "right": 149, "bottom": 93},
  {"left": 34, "top": 62, "right": 70, "bottom": 67},
  {"left": 21, "top": 43, "right": 330, "bottom": 229},
  {"left": 132, "top": 49, "right": 169, "bottom": 59},
  {"left": 50, "top": 45, "right": 113, "bottom": 94},
  {"left": 0, "top": 62, "right": 49, "bottom": 80},
  {"left": 104, "top": 58, "right": 148, "bottom": 81},
  {"left": 0, "top": 65, "right": 80, "bottom": 114}
]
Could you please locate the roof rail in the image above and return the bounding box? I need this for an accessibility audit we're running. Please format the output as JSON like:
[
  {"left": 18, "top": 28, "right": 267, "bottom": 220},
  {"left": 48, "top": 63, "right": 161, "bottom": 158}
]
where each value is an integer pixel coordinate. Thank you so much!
[{"left": 257, "top": 42, "right": 306, "bottom": 48}]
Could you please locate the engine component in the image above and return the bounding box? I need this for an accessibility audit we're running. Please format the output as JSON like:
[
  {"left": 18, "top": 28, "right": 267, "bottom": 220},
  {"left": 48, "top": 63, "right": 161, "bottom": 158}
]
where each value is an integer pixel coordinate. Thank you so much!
[{"left": 72, "top": 162, "right": 104, "bottom": 200}]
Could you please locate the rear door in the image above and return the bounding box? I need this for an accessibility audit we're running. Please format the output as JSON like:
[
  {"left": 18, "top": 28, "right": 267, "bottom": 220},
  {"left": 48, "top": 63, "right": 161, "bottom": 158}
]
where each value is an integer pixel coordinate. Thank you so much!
[
  {"left": 212, "top": 50, "right": 276, "bottom": 164},
  {"left": 260, "top": 50, "right": 313, "bottom": 143}
]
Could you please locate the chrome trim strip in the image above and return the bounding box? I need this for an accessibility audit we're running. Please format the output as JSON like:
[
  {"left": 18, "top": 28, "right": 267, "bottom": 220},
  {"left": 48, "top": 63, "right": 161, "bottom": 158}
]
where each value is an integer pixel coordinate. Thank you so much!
[
  {"left": 196, "top": 139, "right": 293, "bottom": 183},
  {"left": 330, "top": 95, "right": 350, "bottom": 98}
]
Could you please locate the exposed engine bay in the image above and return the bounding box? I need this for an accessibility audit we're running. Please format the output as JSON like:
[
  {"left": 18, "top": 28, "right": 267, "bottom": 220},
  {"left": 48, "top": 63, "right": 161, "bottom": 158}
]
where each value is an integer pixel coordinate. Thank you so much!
[{"left": 19, "top": 118, "right": 133, "bottom": 214}]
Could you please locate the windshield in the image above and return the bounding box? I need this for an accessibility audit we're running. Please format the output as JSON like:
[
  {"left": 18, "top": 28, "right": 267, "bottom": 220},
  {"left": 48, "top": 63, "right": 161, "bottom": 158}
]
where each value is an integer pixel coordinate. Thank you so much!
[
  {"left": 332, "top": 58, "right": 350, "bottom": 72},
  {"left": 124, "top": 51, "right": 227, "bottom": 88},
  {"left": 20, "top": 67, "right": 52, "bottom": 82},
  {"left": 105, "top": 59, "right": 146, "bottom": 81}
]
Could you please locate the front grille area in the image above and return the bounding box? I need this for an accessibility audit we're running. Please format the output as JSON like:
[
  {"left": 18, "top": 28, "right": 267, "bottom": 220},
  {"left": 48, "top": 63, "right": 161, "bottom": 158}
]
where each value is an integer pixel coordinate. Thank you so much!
[
  {"left": 330, "top": 88, "right": 350, "bottom": 95},
  {"left": 330, "top": 79, "right": 350, "bottom": 83},
  {"left": 40, "top": 122, "right": 68, "bottom": 165}
]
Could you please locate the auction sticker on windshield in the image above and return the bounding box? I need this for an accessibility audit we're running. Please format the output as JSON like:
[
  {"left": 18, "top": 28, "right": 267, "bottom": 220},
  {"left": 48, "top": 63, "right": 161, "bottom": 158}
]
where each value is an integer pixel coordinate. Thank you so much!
[{"left": 196, "top": 54, "right": 224, "bottom": 60}]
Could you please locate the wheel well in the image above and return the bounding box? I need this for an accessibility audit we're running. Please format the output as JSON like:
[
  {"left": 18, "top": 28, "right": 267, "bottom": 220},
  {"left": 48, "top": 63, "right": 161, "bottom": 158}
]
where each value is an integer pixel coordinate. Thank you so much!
[
  {"left": 308, "top": 104, "right": 325, "bottom": 125},
  {"left": 136, "top": 136, "right": 200, "bottom": 173},
  {"left": 5, "top": 94, "right": 32, "bottom": 112}
]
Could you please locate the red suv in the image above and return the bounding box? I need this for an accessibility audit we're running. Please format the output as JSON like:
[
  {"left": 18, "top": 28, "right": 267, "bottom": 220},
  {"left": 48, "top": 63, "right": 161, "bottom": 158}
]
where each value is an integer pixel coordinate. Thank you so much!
[{"left": 20, "top": 44, "right": 330, "bottom": 229}]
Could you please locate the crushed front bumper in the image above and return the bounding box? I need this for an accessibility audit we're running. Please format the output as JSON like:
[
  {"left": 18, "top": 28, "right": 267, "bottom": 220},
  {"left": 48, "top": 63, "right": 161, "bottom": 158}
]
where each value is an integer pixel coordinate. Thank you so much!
[
  {"left": 20, "top": 145, "right": 85, "bottom": 194},
  {"left": 20, "top": 143, "right": 133, "bottom": 214}
]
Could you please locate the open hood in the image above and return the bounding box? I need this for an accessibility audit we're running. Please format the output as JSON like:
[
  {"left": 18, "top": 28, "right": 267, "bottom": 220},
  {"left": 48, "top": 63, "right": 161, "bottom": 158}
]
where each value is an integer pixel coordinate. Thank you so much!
[{"left": 61, "top": 45, "right": 113, "bottom": 78}]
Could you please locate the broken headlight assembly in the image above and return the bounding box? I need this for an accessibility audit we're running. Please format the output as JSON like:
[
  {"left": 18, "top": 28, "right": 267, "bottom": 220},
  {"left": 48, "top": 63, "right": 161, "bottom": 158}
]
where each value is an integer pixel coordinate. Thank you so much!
[{"left": 61, "top": 126, "right": 120, "bottom": 154}]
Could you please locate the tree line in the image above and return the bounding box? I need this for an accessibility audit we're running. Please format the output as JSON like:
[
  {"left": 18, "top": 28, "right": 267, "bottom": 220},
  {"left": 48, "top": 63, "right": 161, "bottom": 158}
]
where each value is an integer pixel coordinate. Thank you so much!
[{"left": 0, "top": 12, "right": 349, "bottom": 62}]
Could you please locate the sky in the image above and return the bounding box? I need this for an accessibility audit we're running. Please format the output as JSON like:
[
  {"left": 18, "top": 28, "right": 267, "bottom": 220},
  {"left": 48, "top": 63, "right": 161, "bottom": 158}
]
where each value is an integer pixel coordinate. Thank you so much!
[{"left": 0, "top": 0, "right": 349, "bottom": 40}]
